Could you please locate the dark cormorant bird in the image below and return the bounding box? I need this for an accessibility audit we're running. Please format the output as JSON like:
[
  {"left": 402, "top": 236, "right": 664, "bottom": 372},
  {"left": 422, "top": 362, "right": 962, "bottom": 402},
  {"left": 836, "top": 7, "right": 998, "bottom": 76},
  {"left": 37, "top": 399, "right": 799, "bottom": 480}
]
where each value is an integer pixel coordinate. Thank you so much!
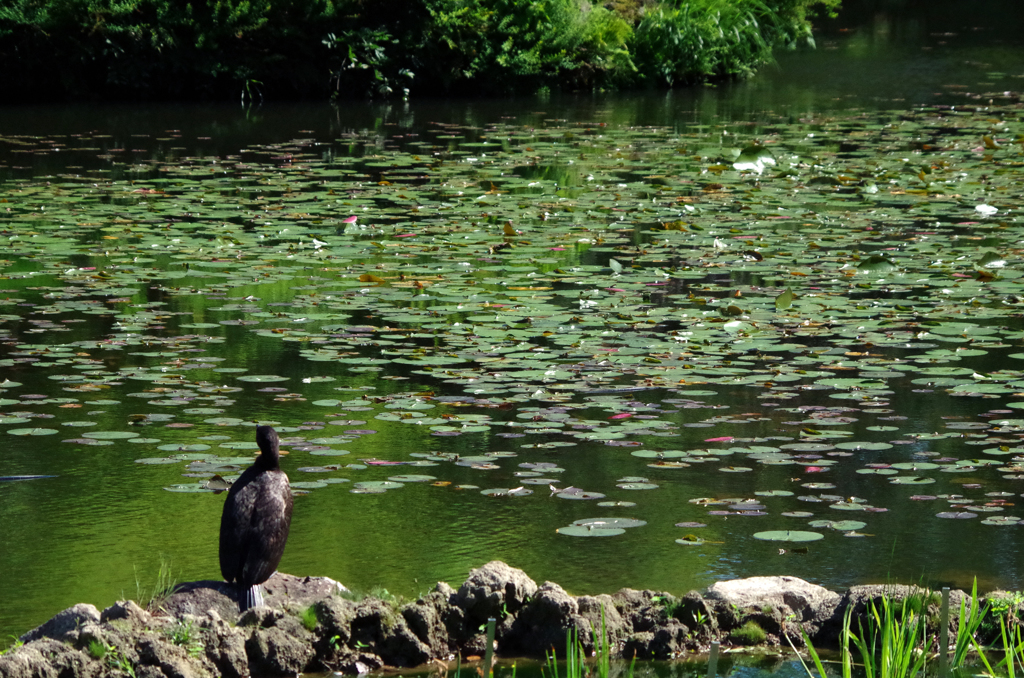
[{"left": 219, "top": 425, "right": 293, "bottom": 611}]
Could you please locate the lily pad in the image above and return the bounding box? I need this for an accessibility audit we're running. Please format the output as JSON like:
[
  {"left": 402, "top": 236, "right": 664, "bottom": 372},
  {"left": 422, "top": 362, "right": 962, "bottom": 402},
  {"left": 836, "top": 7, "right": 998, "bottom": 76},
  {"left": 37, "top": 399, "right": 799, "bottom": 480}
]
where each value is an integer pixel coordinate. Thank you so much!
[
  {"left": 352, "top": 481, "right": 404, "bottom": 491},
  {"left": 8, "top": 428, "right": 59, "bottom": 436},
  {"left": 752, "top": 531, "right": 824, "bottom": 542},
  {"left": 557, "top": 526, "right": 626, "bottom": 537}
]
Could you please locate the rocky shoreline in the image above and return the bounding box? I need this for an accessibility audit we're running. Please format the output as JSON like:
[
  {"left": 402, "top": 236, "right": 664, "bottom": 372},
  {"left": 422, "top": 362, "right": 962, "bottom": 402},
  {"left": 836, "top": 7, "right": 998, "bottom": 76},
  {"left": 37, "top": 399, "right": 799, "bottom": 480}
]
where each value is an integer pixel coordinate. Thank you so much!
[{"left": 0, "top": 561, "right": 1001, "bottom": 678}]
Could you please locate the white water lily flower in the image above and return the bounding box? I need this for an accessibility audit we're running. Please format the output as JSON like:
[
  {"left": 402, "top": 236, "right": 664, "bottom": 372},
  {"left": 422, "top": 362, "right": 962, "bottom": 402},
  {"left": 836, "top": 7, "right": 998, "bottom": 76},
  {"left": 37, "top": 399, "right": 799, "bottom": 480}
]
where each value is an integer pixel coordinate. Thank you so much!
[{"left": 975, "top": 204, "right": 998, "bottom": 216}]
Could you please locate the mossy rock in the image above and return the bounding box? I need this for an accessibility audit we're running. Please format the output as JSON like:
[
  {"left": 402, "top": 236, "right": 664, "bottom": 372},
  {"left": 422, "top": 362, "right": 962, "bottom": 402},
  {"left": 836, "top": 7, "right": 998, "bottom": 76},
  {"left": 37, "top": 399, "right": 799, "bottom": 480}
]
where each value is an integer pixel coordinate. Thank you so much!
[{"left": 729, "top": 620, "right": 766, "bottom": 646}]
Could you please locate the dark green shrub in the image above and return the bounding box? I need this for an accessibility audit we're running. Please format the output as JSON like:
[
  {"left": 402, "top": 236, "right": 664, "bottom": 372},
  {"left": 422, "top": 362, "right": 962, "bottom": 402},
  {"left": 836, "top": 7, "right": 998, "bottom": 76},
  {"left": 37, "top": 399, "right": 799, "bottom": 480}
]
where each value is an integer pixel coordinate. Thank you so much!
[
  {"left": 0, "top": 0, "right": 841, "bottom": 100},
  {"left": 630, "top": 0, "right": 839, "bottom": 87},
  {"left": 0, "top": 0, "right": 353, "bottom": 99},
  {"left": 416, "top": 0, "right": 633, "bottom": 93}
]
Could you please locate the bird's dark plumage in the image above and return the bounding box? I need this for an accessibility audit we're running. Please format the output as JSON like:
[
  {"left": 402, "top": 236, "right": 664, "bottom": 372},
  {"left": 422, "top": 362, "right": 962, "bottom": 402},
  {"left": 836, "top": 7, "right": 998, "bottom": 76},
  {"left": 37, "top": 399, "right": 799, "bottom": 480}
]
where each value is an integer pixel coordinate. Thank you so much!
[{"left": 219, "top": 425, "right": 293, "bottom": 611}]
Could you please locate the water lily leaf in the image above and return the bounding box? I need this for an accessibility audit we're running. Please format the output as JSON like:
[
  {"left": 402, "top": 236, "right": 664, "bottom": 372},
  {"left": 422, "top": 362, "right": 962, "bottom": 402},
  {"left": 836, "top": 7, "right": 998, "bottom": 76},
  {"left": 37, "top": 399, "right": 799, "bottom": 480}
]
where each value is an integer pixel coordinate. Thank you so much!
[
  {"left": 830, "top": 502, "right": 869, "bottom": 510},
  {"left": 936, "top": 511, "right": 978, "bottom": 519},
  {"left": 752, "top": 530, "right": 824, "bottom": 542},
  {"left": 156, "top": 444, "right": 209, "bottom": 452},
  {"left": 482, "top": 487, "right": 533, "bottom": 496},
  {"left": 290, "top": 480, "right": 329, "bottom": 489},
  {"left": 8, "top": 428, "right": 59, "bottom": 436},
  {"left": 557, "top": 526, "right": 625, "bottom": 537},
  {"left": 981, "top": 516, "right": 1020, "bottom": 526},
  {"left": 309, "top": 448, "right": 351, "bottom": 456},
  {"left": 675, "top": 537, "right": 707, "bottom": 546},
  {"left": 353, "top": 481, "right": 404, "bottom": 491},
  {"left": 890, "top": 476, "right": 936, "bottom": 485},
  {"left": 836, "top": 441, "right": 893, "bottom": 451},
  {"left": 889, "top": 462, "right": 939, "bottom": 471},
  {"left": 858, "top": 255, "right": 898, "bottom": 272},
  {"left": 775, "top": 288, "right": 794, "bottom": 311},
  {"left": 810, "top": 520, "right": 867, "bottom": 531},
  {"left": 163, "top": 483, "right": 211, "bottom": 493},
  {"left": 571, "top": 517, "right": 646, "bottom": 529}
]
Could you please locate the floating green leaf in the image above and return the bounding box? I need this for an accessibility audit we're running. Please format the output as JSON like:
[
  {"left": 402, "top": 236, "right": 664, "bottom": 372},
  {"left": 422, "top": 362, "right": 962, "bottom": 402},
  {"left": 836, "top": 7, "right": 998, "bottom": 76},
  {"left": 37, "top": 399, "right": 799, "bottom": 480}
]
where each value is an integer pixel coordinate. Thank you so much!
[{"left": 752, "top": 531, "right": 824, "bottom": 543}]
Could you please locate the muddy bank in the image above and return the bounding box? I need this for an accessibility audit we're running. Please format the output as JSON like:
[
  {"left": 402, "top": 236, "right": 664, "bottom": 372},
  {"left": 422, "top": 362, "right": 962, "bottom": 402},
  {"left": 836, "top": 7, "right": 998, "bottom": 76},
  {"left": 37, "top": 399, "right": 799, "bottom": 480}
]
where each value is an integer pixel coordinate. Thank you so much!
[{"left": 0, "top": 561, "right": 1007, "bottom": 678}]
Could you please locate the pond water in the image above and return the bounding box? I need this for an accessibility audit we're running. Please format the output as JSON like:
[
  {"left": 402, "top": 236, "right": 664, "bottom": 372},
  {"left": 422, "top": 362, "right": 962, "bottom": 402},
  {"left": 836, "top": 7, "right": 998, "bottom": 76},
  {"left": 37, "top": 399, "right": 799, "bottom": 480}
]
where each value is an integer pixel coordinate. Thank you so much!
[{"left": 2, "top": 0, "right": 1024, "bottom": 656}]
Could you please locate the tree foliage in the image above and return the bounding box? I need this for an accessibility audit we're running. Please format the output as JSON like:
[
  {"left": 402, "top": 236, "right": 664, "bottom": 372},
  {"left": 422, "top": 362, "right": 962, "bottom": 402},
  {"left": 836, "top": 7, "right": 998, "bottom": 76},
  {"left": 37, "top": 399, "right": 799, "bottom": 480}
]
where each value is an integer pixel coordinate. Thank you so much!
[{"left": 0, "top": 0, "right": 841, "bottom": 101}]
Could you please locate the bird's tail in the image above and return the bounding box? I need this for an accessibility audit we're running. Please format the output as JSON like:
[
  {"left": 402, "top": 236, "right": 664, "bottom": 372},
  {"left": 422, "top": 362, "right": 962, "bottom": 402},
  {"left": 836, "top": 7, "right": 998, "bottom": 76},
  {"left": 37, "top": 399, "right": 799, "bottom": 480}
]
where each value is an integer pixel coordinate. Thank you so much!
[{"left": 240, "top": 584, "right": 265, "bottom": 612}]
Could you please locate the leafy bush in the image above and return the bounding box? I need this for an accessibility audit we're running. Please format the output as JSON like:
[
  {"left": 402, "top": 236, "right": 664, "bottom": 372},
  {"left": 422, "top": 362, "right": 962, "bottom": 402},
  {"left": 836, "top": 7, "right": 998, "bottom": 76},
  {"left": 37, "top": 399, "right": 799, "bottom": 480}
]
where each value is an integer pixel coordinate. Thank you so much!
[
  {"left": 0, "top": 0, "right": 352, "bottom": 99},
  {"left": 630, "top": 0, "right": 821, "bottom": 87},
  {"left": 0, "top": 0, "right": 840, "bottom": 100},
  {"left": 416, "top": 0, "right": 633, "bottom": 93}
]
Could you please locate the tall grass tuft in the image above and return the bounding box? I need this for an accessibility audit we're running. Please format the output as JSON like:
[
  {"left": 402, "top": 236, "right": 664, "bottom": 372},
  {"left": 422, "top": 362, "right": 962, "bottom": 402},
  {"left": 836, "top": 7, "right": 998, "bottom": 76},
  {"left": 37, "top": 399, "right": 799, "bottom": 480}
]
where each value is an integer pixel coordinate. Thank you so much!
[
  {"left": 952, "top": 579, "right": 987, "bottom": 668},
  {"left": 852, "top": 595, "right": 929, "bottom": 678},
  {"left": 541, "top": 605, "right": 633, "bottom": 678},
  {"left": 787, "top": 580, "right": 1024, "bottom": 678},
  {"left": 133, "top": 559, "right": 178, "bottom": 612},
  {"left": 789, "top": 596, "right": 928, "bottom": 678},
  {"left": 542, "top": 626, "right": 585, "bottom": 678}
]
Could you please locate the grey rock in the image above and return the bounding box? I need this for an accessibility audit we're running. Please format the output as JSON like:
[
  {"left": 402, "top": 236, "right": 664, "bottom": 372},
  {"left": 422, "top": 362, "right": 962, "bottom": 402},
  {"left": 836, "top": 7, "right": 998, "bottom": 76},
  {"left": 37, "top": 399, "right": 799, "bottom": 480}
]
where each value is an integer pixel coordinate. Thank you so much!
[
  {"left": 313, "top": 597, "right": 357, "bottom": 647},
  {"left": 378, "top": 622, "right": 433, "bottom": 667},
  {"left": 706, "top": 575, "right": 840, "bottom": 638},
  {"left": 160, "top": 574, "right": 347, "bottom": 621},
  {"left": 675, "top": 591, "right": 718, "bottom": 642},
  {"left": 577, "top": 594, "right": 628, "bottom": 649},
  {"left": 245, "top": 626, "right": 315, "bottom": 676},
  {"left": 622, "top": 631, "right": 654, "bottom": 660},
  {"left": 0, "top": 638, "right": 96, "bottom": 678},
  {"left": 0, "top": 562, "right": 990, "bottom": 675},
  {"left": 100, "top": 601, "right": 150, "bottom": 625},
  {"left": 506, "top": 583, "right": 591, "bottom": 657},
  {"left": 648, "top": 619, "right": 690, "bottom": 659},
  {"left": 75, "top": 622, "right": 140, "bottom": 666},
  {"left": 194, "top": 611, "right": 248, "bottom": 678},
  {"left": 332, "top": 653, "right": 384, "bottom": 675},
  {"left": 137, "top": 637, "right": 207, "bottom": 678},
  {"left": 460, "top": 632, "right": 490, "bottom": 657},
  {"left": 19, "top": 604, "right": 101, "bottom": 644},
  {"left": 402, "top": 588, "right": 457, "bottom": 658},
  {"left": 237, "top": 606, "right": 286, "bottom": 629},
  {"left": 622, "top": 619, "right": 693, "bottom": 660},
  {"left": 157, "top": 581, "right": 240, "bottom": 622},
  {"left": 456, "top": 561, "right": 538, "bottom": 627},
  {"left": 611, "top": 589, "right": 672, "bottom": 634},
  {"left": 348, "top": 598, "right": 432, "bottom": 667}
]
